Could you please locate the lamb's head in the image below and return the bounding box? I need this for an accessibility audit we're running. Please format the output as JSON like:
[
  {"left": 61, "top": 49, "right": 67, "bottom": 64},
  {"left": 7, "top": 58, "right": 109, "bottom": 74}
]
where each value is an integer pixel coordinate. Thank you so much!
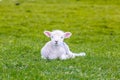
[{"left": 44, "top": 30, "right": 72, "bottom": 46}]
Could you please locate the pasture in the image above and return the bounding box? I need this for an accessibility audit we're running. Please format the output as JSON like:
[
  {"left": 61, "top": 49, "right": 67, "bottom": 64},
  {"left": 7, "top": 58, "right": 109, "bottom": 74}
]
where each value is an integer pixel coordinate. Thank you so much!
[{"left": 0, "top": 0, "right": 120, "bottom": 80}]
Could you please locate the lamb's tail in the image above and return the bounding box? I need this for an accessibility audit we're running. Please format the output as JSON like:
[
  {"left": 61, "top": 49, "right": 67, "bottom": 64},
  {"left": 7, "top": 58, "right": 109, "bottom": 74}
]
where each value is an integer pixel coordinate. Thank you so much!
[{"left": 72, "top": 52, "right": 86, "bottom": 57}]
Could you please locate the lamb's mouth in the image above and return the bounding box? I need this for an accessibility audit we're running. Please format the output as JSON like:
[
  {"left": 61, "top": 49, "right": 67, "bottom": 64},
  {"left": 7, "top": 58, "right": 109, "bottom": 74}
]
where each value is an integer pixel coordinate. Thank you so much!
[
  {"left": 55, "top": 43, "right": 58, "bottom": 45},
  {"left": 54, "top": 42, "right": 59, "bottom": 46}
]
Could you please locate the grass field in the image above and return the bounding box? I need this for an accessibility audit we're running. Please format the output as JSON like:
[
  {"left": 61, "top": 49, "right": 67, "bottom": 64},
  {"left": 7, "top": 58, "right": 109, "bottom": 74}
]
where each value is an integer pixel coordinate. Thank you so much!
[{"left": 0, "top": 0, "right": 120, "bottom": 80}]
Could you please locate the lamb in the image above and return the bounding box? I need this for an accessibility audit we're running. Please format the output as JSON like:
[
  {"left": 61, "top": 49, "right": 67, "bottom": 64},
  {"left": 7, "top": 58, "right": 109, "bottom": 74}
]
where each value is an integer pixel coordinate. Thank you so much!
[{"left": 41, "top": 30, "right": 86, "bottom": 60}]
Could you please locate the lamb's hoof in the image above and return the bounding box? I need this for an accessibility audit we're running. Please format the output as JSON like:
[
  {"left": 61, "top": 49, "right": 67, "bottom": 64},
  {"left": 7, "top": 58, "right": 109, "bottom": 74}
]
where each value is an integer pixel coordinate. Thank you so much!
[
  {"left": 80, "top": 52, "right": 86, "bottom": 56},
  {"left": 41, "top": 56, "right": 47, "bottom": 59}
]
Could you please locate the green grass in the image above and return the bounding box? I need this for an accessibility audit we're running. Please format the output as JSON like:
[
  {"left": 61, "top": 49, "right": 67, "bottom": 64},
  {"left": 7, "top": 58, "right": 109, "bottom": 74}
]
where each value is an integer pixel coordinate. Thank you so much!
[{"left": 0, "top": 0, "right": 120, "bottom": 80}]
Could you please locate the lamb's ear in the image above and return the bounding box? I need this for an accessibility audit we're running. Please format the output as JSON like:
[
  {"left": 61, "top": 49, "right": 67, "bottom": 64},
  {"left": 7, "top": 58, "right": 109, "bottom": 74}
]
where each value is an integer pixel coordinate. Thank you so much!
[
  {"left": 44, "top": 31, "right": 51, "bottom": 37},
  {"left": 64, "top": 32, "right": 72, "bottom": 38}
]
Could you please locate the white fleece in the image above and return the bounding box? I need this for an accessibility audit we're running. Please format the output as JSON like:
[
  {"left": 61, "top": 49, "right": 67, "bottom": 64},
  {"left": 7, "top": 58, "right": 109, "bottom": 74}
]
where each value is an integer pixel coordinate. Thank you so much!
[{"left": 41, "top": 30, "right": 86, "bottom": 60}]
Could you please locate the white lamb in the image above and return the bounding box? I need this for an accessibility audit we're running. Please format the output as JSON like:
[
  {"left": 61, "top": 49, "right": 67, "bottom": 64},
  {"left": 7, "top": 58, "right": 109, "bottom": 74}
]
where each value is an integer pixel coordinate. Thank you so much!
[{"left": 41, "top": 30, "right": 86, "bottom": 60}]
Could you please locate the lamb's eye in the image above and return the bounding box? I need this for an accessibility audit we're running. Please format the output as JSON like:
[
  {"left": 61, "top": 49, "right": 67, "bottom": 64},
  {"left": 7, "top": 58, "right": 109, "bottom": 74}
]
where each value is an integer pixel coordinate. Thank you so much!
[
  {"left": 61, "top": 36, "right": 64, "bottom": 39},
  {"left": 51, "top": 36, "right": 54, "bottom": 38}
]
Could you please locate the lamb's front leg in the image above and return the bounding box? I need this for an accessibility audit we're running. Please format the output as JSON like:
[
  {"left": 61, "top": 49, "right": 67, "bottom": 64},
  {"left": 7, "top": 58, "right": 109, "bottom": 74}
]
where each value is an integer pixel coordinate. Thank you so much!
[
  {"left": 41, "top": 56, "right": 47, "bottom": 59},
  {"left": 59, "top": 54, "right": 69, "bottom": 60}
]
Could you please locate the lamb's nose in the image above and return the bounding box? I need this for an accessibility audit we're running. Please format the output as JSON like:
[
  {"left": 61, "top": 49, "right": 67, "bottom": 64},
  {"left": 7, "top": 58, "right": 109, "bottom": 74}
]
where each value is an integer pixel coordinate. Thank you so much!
[{"left": 55, "top": 41, "right": 58, "bottom": 44}]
